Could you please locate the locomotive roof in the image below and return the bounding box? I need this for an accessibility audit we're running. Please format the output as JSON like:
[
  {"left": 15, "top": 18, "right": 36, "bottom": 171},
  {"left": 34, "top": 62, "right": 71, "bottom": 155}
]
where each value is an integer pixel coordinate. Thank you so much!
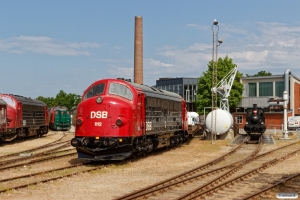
[
  {"left": 51, "top": 106, "right": 68, "bottom": 110},
  {"left": 129, "top": 82, "right": 183, "bottom": 102},
  {"left": 1, "top": 94, "right": 46, "bottom": 106}
]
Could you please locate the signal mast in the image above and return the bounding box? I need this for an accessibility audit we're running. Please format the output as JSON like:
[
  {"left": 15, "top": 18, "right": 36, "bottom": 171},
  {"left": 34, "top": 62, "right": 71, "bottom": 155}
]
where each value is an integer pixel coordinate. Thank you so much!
[{"left": 211, "top": 19, "right": 223, "bottom": 144}]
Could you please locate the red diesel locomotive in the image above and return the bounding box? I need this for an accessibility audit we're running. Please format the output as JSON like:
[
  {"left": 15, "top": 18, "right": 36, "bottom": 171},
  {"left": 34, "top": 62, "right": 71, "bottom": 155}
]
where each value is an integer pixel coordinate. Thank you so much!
[
  {"left": 0, "top": 99, "right": 7, "bottom": 138},
  {"left": 71, "top": 78, "right": 189, "bottom": 160},
  {"left": 0, "top": 94, "right": 49, "bottom": 142}
]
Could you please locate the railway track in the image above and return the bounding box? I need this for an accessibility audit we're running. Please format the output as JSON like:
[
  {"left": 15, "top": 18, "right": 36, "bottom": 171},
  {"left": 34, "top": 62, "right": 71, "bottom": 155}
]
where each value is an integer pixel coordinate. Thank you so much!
[
  {"left": 115, "top": 137, "right": 300, "bottom": 200},
  {"left": 178, "top": 143, "right": 300, "bottom": 200},
  {"left": 0, "top": 149, "right": 76, "bottom": 171},
  {"left": 0, "top": 141, "right": 72, "bottom": 166},
  {"left": 0, "top": 134, "right": 75, "bottom": 169},
  {"left": 114, "top": 136, "right": 258, "bottom": 200},
  {"left": 0, "top": 138, "right": 94, "bottom": 193},
  {"left": 0, "top": 136, "right": 248, "bottom": 194},
  {"left": 242, "top": 172, "right": 300, "bottom": 199},
  {"left": 0, "top": 134, "right": 68, "bottom": 160},
  {"left": 0, "top": 161, "right": 107, "bottom": 193}
]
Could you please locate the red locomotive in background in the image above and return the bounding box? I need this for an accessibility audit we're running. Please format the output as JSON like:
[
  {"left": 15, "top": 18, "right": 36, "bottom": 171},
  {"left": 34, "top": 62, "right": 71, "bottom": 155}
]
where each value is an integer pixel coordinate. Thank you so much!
[
  {"left": 0, "top": 99, "right": 7, "bottom": 137},
  {"left": 0, "top": 94, "right": 49, "bottom": 142},
  {"left": 71, "top": 78, "right": 189, "bottom": 160}
]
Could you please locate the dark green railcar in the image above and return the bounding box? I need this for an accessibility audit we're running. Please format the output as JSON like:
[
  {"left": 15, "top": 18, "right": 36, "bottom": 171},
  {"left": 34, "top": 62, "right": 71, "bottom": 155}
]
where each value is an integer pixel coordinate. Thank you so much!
[{"left": 49, "top": 106, "right": 71, "bottom": 131}]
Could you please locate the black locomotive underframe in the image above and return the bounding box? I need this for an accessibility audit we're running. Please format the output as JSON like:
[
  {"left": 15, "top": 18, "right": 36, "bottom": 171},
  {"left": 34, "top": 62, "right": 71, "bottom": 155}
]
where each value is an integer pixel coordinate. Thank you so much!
[
  {"left": 75, "top": 129, "right": 189, "bottom": 161},
  {"left": 1, "top": 125, "right": 48, "bottom": 142}
]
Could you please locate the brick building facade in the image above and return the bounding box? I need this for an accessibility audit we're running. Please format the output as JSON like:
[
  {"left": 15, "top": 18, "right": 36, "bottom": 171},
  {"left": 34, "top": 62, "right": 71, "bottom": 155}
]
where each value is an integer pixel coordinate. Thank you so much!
[{"left": 234, "top": 69, "right": 300, "bottom": 131}]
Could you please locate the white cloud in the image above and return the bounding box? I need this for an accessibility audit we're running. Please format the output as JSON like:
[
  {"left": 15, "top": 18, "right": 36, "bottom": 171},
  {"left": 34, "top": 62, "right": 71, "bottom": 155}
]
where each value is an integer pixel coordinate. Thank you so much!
[
  {"left": 147, "top": 58, "right": 173, "bottom": 67},
  {"left": 107, "top": 66, "right": 133, "bottom": 80},
  {"left": 0, "top": 35, "right": 100, "bottom": 56},
  {"left": 145, "top": 22, "right": 300, "bottom": 81}
]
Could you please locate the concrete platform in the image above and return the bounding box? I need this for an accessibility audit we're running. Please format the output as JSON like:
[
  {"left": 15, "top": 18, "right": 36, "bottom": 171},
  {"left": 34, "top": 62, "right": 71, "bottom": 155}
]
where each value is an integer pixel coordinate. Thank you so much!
[
  {"left": 230, "top": 134, "right": 276, "bottom": 145},
  {"left": 230, "top": 134, "right": 247, "bottom": 145},
  {"left": 262, "top": 134, "right": 276, "bottom": 144}
]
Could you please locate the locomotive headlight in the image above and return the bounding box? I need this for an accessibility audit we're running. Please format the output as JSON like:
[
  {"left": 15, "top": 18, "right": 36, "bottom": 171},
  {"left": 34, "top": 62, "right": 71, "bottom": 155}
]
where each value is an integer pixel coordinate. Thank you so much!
[
  {"left": 116, "top": 117, "right": 127, "bottom": 126},
  {"left": 261, "top": 122, "right": 264, "bottom": 125},
  {"left": 77, "top": 117, "right": 83, "bottom": 125},
  {"left": 95, "top": 97, "right": 103, "bottom": 104},
  {"left": 116, "top": 119, "right": 123, "bottom": 126}
]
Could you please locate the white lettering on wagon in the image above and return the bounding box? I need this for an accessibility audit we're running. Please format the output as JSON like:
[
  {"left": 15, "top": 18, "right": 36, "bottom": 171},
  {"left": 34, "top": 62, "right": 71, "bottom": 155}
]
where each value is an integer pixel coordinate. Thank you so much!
[{"left": 90, "top": 111, "right": 108, "bottom": 119}]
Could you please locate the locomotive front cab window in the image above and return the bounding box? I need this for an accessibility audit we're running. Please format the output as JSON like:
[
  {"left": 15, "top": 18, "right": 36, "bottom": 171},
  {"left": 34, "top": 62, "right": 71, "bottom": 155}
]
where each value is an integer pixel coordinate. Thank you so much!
[
  {"left": 83, "top": 83, "right": 105, "bottom": 100},
  {"left": 1, "top": 97, "right": 16, "bottom": 108},
  {"left": 108, "top": 83, "right": 133, "bottom": 100}
]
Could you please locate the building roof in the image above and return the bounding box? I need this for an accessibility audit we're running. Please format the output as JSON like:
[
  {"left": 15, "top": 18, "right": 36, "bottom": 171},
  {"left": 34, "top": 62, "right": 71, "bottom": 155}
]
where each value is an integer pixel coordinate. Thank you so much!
[{"left": 241, "top": 73, "right": 300, "bottom": 82}]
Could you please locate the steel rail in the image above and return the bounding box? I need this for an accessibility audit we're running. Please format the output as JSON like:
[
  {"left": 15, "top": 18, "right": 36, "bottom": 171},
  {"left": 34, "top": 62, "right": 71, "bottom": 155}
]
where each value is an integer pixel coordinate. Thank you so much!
[
  {"left": 176, "top": 135, "right": 263, "bottom": 200},
  {"left": 116, "top": 137, "right": 300, "bottom": 200},
  {"left": 241, "top": 172, "right": 300, "bottom": 199},
  {"left": 181, "top": 147, "right": 300, "bottom": 200},
  {"left": 0, "top": 163, "right": 105, "bottom": 193},
  {"left": 0, "top": 134, "right": 67, "bottom": 160},
  {"left": 0, "top": 142, "right": 71, "bottom": 166},
  {"left": 114, "top": 136, "right": 250, "bottom": 200},
  {"left": 0, "top": 151, "right": 77, "bottom": 171}
]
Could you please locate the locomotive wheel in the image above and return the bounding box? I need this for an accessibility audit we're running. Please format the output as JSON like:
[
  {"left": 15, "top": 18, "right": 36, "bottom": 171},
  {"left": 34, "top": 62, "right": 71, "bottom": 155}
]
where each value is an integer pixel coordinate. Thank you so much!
[{"left": 146, "top": 139, "right": 154, "bottom": 153}]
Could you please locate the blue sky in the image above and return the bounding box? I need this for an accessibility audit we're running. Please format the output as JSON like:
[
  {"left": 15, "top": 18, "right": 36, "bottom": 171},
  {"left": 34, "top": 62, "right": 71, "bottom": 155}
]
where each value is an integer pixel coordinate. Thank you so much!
[{"left": 1, "top": 1, "right": 300, "bottom": 98}]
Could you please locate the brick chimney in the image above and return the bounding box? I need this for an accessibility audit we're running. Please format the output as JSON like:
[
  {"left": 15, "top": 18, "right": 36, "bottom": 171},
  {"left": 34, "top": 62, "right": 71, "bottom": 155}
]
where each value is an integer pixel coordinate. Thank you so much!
[{"left": 134, "top": 16, "right": 143, "bottom": 84}]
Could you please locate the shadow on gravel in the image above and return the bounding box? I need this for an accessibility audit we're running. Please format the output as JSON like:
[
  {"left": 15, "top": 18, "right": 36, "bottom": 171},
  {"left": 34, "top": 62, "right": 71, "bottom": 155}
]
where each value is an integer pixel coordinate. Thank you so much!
[{"left": 66, "top": 137, "right": 196, "bottom": 167}]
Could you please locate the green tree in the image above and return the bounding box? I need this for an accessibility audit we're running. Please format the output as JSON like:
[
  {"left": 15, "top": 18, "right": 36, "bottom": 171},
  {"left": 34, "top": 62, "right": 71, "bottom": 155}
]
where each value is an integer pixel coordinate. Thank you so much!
[
  {"left": 246, "top": 70, "right": 272, "bottom": 77},
  {"left": 36, "top": 96, "right": 56, "bottom": 108},
  {"left": 195, "top": 56, "right": 244, "bottom": 114},
  {"left": 37, "top": 90, "right": 81, "bottom": 110}
]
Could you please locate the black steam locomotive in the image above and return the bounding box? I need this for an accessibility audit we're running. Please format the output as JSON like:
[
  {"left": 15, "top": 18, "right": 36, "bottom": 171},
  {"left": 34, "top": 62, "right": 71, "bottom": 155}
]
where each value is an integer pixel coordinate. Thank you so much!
[{"left": 244, "top": 104, "right": 266, "bottom": 139}]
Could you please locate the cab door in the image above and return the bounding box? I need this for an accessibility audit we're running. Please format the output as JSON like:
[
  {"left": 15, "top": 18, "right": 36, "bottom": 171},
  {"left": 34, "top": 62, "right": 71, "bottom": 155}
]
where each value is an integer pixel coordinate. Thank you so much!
[
  {"left": 135, "top": 93, "right": 145, "bottom": 136},
  {"left": 0, "top": 106, "right": 7, "bottom": 132},
  {"left": 17, "top": 103, "right": 22, "bottom": 128}
]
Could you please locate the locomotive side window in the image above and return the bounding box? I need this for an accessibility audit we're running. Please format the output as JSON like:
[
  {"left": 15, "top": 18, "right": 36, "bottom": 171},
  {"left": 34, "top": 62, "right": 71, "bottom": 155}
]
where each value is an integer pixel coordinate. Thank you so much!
[
  {"left": 108, "top": 83, "right": 133, "bottom": 100},
  {"left": 83, "top": 83, "right": 105, "bottom": 100}
]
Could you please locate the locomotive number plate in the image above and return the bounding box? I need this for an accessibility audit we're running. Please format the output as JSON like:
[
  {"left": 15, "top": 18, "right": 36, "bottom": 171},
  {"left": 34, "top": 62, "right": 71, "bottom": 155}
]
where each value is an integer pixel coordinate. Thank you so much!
[
  {"left": 90, "top": 111, "right": 108, "bottom": 119},
  {"left": 95, "top": 122, "right": 102, "bottom": 126}
]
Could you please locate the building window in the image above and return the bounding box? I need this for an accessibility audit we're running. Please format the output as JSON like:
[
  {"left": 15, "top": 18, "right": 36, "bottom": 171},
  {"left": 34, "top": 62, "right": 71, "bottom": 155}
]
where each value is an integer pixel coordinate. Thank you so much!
[
  {"left": 275, "top": 81, "right": 284, "bottom": 97},
  {"left": 259, "top": 82, "right": 273, "bottom": 96},
  {"left": 249, "top": 83, "right": 256, "bottom": 97},
  {"left": 235, "top": 115, "right": 243, "bottom": 124}
]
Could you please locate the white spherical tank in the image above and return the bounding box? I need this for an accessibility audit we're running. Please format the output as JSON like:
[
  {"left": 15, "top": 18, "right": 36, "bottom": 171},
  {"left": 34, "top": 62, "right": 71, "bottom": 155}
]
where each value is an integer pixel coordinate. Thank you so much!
[{"left": 205, "top": 109, "right": 233, "bottom": 135}]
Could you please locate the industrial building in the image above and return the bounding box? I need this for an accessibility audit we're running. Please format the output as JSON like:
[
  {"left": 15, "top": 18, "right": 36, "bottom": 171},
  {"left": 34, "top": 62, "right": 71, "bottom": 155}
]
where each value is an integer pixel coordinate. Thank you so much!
[
  {"left": 235, "top": 69, "right": 300, "bottom": 131},
  {"left": 155, "top": 77, "right": 198, "bottom": 112},
  {"left": 155, "top": 69, "right": 300, "bottom": 132}
]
